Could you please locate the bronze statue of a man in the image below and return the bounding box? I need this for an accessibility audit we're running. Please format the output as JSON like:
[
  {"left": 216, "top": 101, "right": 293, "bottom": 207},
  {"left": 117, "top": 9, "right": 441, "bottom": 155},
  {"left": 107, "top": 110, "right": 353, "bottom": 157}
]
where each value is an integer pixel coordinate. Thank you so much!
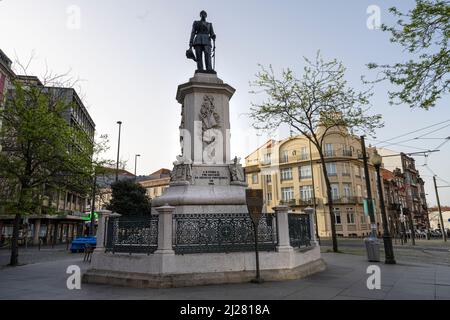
[{"left": 188, "top": 10, "right": 216, "bottom": 73}]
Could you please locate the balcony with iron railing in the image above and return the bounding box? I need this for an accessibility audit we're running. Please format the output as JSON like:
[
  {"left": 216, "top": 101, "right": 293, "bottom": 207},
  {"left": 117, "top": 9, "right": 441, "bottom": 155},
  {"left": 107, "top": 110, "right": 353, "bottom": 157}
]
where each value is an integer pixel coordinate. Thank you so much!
[
  {"left": 279, "top": 199, "right": 297, "bottom": 206},
  {"left": 388, "top": 203, "right": 401, "bottom": 211},
  {"left": 324, "top": 150, "right": 336, "bottom": 158},
  {"left": 342, "top": 150, "right": 353, "bottom": 157},
  {"left": 297, "top": 198, "right": 320, "bottom": 207},
  {"left": 324, "top": 196, "right": 363, "bottom": 205}
]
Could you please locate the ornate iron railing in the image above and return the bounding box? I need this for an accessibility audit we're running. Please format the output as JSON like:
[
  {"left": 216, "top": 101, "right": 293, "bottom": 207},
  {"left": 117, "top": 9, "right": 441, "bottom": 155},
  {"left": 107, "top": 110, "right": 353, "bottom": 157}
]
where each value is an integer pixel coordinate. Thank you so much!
[
  {"left": 105, "top": 215, "right": 158, "bottom": 254},
  {"left": 288, "top": 213, "right": 311, "bottom": 248},
  {"left": 173, "top": 213, "right": 277, "bottom": 254}
]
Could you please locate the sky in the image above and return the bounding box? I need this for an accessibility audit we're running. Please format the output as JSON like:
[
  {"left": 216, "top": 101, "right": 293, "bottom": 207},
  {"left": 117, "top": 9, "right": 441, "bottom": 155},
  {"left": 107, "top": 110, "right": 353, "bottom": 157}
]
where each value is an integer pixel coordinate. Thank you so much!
[{"left": 1, "top": 0, "right": 449, "bottom": 205}]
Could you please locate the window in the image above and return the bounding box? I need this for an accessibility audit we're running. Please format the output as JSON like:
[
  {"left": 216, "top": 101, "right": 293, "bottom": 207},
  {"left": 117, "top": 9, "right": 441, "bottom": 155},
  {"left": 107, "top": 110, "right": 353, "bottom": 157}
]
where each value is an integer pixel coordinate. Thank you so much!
[
  {"left": 282, "top": 150, "right": 289, "bottom": 163},
  {"left": 267, "top": 192, "right": 272, "bottom": 202},
  {"left": 346, "top": 208, "right": 355, "bottom": 224},
  {"left": 360, "top": 215, "right": 365, "bottom": 224},
  {"left": 342, "top": 145, "right": 352, "bottom": 157},
  {"left": 343, "top": 184, "right": 352, "bottom": 198},
  {"left": 334, "top": 208, "right": 341, "bottom": 224},
  {"left": 300, "top": 147, "right": 308, "bottom": 160},
  {"left": 326, "top": 162, "right": 337, "bottom": 176},
  {"left": 263, "top": 153, "right": 271, "bottom": 164},
  {"left": 324, "top": 143, "right": 334, "bottom": 157},
  {"left": 281, "top": 168, "right": 293, "bottom": 181},
  {"left": 354, "top": 165, "right": 361, "bottom": 177},
  {"left": 281, "top": 187, "right": 294, "bottom": 201},
  {"left": 299, "top": 165, "right": 312, "bottom": 179},
  {"left": 252, "top": 174, "right": 258, "bottom": 184},
  {"left": 300, "top": 185, "right": 313, "bottom": 201},
  {"left": 356, "top": 185, "right": 362, "bottom": 197},
  {"left": 342, "top": 162, "right": 350, "bottom": 176},
  {"left": 265, "top": 175, "right": 272, "bottom": 183},
  {"left": 331, "top": 184, "right": 339, "bottom": 200}
]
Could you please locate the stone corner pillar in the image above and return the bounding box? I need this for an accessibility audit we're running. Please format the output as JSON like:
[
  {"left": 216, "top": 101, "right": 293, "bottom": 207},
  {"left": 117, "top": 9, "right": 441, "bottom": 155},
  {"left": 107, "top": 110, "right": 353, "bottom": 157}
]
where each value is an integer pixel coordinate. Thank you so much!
[
  {"left": 154, "top": 204, "right": 176, "bottom": 255},
  {"left": 273, "top": 205, "right": 293, "bottom": 252},
  {"left": 95, "top": 210, "right": 118, "bottom": 251}
]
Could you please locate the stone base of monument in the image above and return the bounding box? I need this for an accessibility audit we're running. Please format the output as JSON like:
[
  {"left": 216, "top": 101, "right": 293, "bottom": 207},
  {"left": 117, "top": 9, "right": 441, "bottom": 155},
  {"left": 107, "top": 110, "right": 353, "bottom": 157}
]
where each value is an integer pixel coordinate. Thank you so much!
[
  {"left": 83, "top": 70, "right": 326, "bottom": 288},
  {"left": 83, "top": 207, "right": 326, "bottom": 289},
  {"left": 83, "top": 247, "right": 325, "bottom": 288},
  {"left": 151, "top": 184, "right": 248, "bottom": 214}
]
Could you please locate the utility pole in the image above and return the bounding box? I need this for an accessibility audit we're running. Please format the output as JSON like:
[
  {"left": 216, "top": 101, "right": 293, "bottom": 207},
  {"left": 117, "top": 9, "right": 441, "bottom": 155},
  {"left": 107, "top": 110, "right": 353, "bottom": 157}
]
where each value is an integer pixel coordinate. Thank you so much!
[
  {"left": 90, "top": 172, "right": 97, "bottom": 237},
  {"left": 360, "top": 136, "right": 380, "bottom": 262},
  {"left": 433, "top": 175, "right": 447, "bottom": 242},
  {"left": 115, "top": 121, "right": 122, "bottom": 182},
  {"left": 372, "top": 149, "right": 396, "bottom": 264},
  {"left": 134, "top": 154, "right": 141, "bottom": 180}
]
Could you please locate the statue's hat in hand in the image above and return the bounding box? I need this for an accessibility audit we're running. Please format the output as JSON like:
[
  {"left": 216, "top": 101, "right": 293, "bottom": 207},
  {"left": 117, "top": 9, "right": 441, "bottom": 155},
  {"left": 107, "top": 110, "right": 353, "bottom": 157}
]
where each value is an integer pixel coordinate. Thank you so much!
[{"left": 186, "top": 47, "right": 197, "bottom": 61}]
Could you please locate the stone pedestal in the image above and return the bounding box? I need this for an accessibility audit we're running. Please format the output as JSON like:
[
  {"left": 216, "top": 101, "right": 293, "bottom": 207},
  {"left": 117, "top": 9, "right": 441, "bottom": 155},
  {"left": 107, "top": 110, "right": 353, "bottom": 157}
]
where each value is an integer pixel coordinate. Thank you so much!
[{"left": 152, "top": 73, "right": 248, "bottom": 214}]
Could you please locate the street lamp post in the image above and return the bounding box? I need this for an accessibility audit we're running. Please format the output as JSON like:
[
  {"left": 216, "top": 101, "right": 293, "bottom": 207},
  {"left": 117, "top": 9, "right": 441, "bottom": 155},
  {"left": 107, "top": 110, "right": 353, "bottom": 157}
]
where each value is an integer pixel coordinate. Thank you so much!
[
  {"left": 115, "top": 121, "right": 122, "bottom": 182},
  {"left": 134, "top": 154, "right": 141, "bottom": 180},
  {"left": 360, "top": 136, "right": 380, "bottom": 262},
  {"left": 372, "top": 149, "right": 396, "bottom": 264}
]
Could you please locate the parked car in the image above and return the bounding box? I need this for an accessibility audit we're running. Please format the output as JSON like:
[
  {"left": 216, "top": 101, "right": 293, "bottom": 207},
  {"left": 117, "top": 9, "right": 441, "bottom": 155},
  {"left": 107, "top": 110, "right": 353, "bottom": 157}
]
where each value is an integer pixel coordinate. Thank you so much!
[{"left": 430, "top": 229, "right": 442, "bottom": 238}]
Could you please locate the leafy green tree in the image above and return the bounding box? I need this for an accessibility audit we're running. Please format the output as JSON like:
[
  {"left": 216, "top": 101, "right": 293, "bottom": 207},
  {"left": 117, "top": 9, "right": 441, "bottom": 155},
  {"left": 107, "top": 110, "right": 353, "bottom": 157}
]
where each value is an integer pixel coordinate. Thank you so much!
[
  {"left": 368, "top": 0, "right": 449, "bottom": 109},
  {"left": 0, "top": 80, "right": 95, "bottom": 266},
  {"left": 107, "top": 179, "right": 151, "bottom": 216},
  {"left": 249, "top": 52, "right": 383, "bottom": 252}
]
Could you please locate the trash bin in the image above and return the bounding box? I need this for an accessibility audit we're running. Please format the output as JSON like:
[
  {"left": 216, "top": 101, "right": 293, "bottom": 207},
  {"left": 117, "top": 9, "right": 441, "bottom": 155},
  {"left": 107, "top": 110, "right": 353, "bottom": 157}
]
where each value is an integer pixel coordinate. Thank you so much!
[{"left": 364, "top": 236, "right": 380, "bottom": 262}]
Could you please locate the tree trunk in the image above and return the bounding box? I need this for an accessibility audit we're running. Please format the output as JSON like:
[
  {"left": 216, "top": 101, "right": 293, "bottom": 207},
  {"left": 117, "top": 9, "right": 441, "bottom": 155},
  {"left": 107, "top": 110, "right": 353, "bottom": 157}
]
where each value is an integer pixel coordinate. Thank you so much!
[
  {"left": 9, "top": 213, "right": 21, "bottom": 266},
  {"left": 10, "top": 183, "right": 27, "bottom": 266},
  {"left": 319, "top": 155, "right": 338, "bottom": 252}
]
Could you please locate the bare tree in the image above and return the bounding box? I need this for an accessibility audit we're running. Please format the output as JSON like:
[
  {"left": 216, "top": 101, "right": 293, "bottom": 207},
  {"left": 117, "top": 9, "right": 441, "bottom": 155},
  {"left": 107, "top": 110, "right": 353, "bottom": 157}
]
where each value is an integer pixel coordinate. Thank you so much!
[{"left": 249, "top": 52, "right": 383, "bottom": 252}]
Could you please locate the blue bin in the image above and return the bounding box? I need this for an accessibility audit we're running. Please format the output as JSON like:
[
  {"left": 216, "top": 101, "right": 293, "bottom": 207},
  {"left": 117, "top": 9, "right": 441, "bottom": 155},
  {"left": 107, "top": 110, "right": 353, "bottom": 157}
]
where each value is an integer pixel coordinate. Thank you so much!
[{"left": 70, "top": 236, "right": 97, "bottom": 253}]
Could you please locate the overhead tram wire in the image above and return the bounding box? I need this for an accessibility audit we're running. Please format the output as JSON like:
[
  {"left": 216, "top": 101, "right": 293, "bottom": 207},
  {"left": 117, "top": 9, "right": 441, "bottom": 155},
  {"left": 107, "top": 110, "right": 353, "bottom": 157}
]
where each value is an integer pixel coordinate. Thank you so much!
[
  {"left": 367, "top": 119, "right": 450, "bottom": 145},
  {"left": 379, "top": 126, "right": 450, "bottom": 148},
  {"left": 434, "top": 138, "right": 450, "bottom": 150},
  {"left": 378, "top": 123, "right": 450, "bottom": 148},
  {"left": 373, "top": 119, "right": 450, "bottom": 146}
]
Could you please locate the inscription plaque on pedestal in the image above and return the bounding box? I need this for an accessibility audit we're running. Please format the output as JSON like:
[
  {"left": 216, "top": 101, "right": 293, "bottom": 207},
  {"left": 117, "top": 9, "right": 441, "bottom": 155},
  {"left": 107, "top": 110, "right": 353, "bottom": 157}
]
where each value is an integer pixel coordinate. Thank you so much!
[{"left": 192, "top": 166, "right": 230, "bottom": 186}]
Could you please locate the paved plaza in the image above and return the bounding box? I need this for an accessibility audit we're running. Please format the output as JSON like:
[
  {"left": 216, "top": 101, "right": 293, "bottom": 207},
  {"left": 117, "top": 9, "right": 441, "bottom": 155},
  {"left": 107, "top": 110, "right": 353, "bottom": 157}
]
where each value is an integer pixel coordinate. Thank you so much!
[{"left": 1, "top": 245, "right": 450, "bottom": 300}]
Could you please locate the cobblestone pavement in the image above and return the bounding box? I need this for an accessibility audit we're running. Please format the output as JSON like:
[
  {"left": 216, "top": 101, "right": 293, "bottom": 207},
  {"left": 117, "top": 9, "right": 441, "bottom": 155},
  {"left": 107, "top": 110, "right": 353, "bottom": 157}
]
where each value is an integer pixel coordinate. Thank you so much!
[
  {"left": 0, "top": 250, "right": 450, "bottom": 300},
  {"left": 0, "top": 245, "right": 78, "bottom": 268}
]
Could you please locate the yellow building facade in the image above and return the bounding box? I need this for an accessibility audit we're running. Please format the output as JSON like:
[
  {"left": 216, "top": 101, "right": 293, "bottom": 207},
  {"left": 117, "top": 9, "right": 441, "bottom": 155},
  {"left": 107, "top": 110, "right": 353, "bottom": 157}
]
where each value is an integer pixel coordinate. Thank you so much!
[{"left": 244, "top": 129, "right": 384, "bottom": 238}]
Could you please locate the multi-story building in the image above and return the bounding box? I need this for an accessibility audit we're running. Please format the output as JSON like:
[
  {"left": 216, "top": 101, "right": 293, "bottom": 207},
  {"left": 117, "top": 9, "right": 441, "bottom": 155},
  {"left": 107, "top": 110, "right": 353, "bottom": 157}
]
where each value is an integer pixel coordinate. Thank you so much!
[
  {"left": 93, "top": 168, "right": 171, "bottom": 211},
  {"left": 0, "top": 49, "right": 15, "bottom": 152},
  {"left": 381, "top": 168, "right": 408, "bottom": 237},
  {"left": 0, "top": 52, "right": 96, "bottom": 245},
  {"left": 94, "top": 168, "right": 137, "bottom": 210},
  {"left": 378, "top": 148, "right": 429, "bottom": 229},
  {"left": 244, "top": 127, "right": 384, "bottom": 238},
  {"left": 138, "top": 168, "right": 171, "bottom": 200}
]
